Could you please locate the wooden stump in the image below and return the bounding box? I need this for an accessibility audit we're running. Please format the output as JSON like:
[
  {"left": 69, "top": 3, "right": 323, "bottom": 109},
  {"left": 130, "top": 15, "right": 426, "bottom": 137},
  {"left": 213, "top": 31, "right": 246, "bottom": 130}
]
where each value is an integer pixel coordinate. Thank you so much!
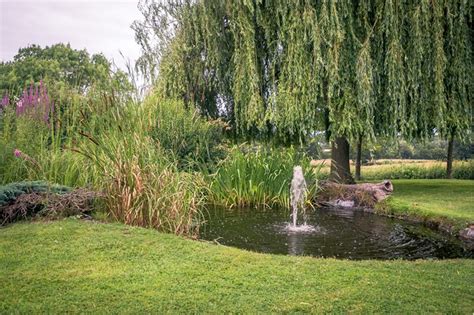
[{"left": 316, "top": 180, "right": 394, "bottom": 209}]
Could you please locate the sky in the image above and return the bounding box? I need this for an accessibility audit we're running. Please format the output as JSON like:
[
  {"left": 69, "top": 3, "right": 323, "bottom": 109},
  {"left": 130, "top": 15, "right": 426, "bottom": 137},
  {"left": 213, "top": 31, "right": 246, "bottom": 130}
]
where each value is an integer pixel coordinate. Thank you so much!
[{"left": 0, "top": 0, "right": 143, "bottom": 70}]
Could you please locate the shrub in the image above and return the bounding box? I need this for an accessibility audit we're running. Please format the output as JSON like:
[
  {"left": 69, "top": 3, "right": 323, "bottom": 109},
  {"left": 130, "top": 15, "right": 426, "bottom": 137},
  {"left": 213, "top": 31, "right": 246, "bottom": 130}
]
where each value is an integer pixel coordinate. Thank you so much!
[
  {"left": 0, "top": 181, "right": 70, "bottom": 206},
  {"left": 146, "top": 95, "right": 227, "bottom": 170},
  {"left": 0, "top": 181, "right": 97, "bottom": 226},
  {"left": 452, "top": 160, "right": 474, "bottom": 180}
]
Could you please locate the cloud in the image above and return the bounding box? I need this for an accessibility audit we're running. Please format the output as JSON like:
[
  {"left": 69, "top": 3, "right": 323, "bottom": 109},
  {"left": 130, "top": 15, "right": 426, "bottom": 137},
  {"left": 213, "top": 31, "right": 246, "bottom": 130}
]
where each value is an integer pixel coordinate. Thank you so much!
[{"left": 0, "top": 0, "right": 142, "bottom": 69}]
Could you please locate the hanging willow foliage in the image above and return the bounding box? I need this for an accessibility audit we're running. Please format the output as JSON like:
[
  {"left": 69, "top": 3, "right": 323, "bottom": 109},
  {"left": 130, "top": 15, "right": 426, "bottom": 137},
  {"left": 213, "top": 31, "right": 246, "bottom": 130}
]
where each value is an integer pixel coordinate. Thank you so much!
[{"left": 134, "top": 0, "right": 473, "bottom": 143}]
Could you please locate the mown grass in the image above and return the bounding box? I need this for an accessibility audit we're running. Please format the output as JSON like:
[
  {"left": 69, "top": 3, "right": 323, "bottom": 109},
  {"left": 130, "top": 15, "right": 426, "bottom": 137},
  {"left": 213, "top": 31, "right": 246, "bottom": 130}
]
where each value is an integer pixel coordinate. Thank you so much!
[
  {"left": 377, "top": 179, "right": 474, "bottom": 231},
  {"left": 1, "top": 219, "right": 473, "bottom": 313}
]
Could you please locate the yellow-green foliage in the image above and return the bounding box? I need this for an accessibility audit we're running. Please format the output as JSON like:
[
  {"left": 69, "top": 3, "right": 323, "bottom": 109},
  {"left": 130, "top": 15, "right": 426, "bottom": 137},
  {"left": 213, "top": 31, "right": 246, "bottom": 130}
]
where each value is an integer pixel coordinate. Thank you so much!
[{"left": 138, "top": 0, "right": 472, "bottom": 143}]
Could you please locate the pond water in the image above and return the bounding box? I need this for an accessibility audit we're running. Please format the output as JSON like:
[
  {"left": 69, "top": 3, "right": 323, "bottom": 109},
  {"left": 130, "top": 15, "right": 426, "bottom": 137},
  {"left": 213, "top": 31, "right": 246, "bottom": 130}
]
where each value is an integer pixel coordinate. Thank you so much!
[{"left": 199, "top": 206, "right": 473, "bottom": 260}]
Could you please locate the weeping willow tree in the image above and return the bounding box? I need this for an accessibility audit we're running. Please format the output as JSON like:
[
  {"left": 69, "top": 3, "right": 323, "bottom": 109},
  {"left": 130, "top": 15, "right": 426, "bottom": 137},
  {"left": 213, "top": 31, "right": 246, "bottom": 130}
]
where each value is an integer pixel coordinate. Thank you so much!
[{"left": 134, "top": 0, "right": 473, "bottom": 183}]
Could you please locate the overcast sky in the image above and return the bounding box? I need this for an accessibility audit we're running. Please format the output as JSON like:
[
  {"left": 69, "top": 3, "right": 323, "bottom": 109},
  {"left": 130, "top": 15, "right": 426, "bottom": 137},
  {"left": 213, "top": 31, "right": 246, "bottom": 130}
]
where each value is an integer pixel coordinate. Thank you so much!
[{"left": 0, "top": 0, "right": 143, "bottom": 69}]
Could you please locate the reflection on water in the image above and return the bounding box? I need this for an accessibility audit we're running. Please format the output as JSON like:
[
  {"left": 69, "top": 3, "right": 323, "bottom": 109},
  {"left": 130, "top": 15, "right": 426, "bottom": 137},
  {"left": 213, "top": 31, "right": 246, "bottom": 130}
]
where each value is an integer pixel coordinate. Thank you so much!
[{"left": 199, "top": 206, "right": 473, "bottom": 260}]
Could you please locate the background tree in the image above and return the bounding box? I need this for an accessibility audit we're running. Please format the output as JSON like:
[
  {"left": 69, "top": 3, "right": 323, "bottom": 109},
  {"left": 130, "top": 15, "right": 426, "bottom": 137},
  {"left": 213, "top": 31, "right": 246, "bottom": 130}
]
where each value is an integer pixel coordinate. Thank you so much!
[
  {"left": 134, "top": 0, "right": 473, "bottom": 183},
  {"left": 0, "top": 43, "right": 131, "bottom": 95},
  {"left": 439, "top": 1, "right": 472, "bottom": 178}
]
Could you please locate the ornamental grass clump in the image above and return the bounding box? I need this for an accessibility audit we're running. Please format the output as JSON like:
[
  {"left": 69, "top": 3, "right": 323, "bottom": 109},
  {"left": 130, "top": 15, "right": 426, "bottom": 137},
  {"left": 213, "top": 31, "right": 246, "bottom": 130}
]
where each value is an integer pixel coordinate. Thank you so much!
[{"left": 74, "top": 100, "right": 206, "bottom": 237}]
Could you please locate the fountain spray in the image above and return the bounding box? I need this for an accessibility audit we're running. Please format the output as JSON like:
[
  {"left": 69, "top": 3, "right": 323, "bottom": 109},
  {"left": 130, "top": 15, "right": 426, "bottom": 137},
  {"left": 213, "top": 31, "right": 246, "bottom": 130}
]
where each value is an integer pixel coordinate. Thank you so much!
[{"left": 290, "top": 166, "right": 307, "bottom": 227}]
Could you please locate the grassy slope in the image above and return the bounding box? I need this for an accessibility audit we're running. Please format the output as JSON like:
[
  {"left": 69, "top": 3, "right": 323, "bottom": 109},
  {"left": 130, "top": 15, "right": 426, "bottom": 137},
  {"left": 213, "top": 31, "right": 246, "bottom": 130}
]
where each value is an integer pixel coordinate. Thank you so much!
[
  {"left": 379, "top": 179, "right": 474, "bottom": 230},
  {"left": 1, "top": 219, "right": 473, "bottom": 313}
]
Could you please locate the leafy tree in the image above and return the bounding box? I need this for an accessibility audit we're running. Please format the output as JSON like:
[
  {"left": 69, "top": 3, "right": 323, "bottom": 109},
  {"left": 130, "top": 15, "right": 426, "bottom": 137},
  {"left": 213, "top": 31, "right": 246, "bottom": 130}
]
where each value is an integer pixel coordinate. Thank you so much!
[
  {"left": 0, "top": 43, "right": 131, "bottom": 95},
  {"left": 134, "top": 0, "right": 473, "bottom": 183}
]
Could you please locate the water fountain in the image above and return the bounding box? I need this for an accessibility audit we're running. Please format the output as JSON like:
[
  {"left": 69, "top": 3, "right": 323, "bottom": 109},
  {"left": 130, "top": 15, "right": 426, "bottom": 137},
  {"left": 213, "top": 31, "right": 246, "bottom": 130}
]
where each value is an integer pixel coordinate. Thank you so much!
[
  {"left": 290, "top": 166, "right": 307, "bottom": 227},
  {"left": 288, "top": 166, "right": 316, "bottom": 233}
]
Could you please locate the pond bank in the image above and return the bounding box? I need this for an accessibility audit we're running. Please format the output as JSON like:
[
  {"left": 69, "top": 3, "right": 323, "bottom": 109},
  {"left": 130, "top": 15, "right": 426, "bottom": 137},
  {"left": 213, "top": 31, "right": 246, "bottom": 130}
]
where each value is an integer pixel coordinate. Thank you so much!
[{"left": 374, "top": 179, "right": 474, "bottom": 243}]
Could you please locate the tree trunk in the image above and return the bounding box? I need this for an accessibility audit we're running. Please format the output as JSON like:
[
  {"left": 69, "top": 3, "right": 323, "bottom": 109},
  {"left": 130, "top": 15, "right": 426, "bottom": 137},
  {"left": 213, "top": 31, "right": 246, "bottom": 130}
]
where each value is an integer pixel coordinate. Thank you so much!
[
  {"left": 329, "top": 137, "right": 354, "bottom": 184},
  {"left": 446, "top": 135, "right": 454, "bottom": 179},
  {"left": 355, "top": 135, "right": 363, "bottom": 181}
]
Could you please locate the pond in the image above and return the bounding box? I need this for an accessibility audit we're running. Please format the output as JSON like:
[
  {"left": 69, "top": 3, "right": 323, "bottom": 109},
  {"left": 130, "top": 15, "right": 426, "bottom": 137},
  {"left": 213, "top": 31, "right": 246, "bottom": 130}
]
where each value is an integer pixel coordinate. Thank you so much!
[{"left": 199, "top": 206, "right": 473, "bottom": 260}]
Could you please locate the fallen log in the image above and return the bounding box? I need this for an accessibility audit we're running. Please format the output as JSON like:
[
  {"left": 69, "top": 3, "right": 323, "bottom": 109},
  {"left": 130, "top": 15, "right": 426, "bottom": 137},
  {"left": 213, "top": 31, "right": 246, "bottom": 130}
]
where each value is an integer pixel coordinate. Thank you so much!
[{"left": 316, "top": 180, "right": 393, "bottom": 210}]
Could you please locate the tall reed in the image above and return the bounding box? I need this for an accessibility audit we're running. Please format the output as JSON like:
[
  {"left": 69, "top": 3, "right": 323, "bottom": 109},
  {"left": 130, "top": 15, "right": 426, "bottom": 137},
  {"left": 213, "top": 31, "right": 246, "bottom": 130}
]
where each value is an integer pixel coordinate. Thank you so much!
[
  {"left": 72, "top": 96, "right": 207, "bottom": 236},
  {"left": 208, "top": 145, "right": 318, "bottom": 208}
]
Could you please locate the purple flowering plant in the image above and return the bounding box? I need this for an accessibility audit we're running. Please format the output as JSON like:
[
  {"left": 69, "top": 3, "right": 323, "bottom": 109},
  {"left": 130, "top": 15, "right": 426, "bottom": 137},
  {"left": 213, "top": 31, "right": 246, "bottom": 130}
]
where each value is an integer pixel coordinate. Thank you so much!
[
  {"left": 0, "top": 93, "right": 9, "bottom": 114},
  {"left": 13, "top": 148, "right": 41, "bottom": 171},
  {"left": 15, "top": 80, "right": 54, "bottom": 123}
]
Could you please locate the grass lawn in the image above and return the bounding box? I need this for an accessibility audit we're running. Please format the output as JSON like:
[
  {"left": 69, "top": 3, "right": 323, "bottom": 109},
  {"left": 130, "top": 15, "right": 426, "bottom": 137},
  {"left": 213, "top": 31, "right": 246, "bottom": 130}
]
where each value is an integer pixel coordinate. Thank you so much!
[
  {"left": 379, "top": 179, "right": 474, "bottom": 231},
  {"left": 1, "top": 219, "right": 473, "bottom": 313}
]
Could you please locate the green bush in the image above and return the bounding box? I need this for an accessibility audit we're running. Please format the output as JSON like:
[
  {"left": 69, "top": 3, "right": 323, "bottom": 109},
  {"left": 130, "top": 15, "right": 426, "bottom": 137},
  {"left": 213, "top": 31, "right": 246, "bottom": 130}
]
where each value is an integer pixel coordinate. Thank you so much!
[
  {"left": 452, "top": 160, "right": 474, "bottom": 180},
  {"left": 146, "top": 95, "right": 227, "bottom": 170}
]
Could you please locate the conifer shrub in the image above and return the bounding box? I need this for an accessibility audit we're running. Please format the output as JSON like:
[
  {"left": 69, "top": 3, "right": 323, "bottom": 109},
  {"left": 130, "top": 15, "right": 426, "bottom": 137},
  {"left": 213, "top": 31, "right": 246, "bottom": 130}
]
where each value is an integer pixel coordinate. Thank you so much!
[
  {"left": 0, "top": 181, "right": 97, "bottom": 225},
  {"left": 0, "top": 181, "right": 69, "bottom": 207}
]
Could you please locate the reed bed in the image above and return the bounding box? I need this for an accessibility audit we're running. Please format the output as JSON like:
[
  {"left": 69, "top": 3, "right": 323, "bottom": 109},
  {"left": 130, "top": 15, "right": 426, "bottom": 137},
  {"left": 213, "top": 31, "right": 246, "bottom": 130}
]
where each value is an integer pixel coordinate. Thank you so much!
[{"left": 208, "top": 146, "right": 319, "bottom": 208}]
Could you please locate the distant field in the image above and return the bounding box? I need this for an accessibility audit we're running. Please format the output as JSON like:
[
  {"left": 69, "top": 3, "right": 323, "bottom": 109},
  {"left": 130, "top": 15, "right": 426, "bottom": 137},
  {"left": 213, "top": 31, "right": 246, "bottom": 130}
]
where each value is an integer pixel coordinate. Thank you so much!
[
  {"left": 311, "top": 158, "right": 463, "bottom": 167},
  {"left": 365, "top": 159, "right": 437, "bottom": 165},
  {"left": 310, "top": 159, "right": 473, "bottom": 180}
]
